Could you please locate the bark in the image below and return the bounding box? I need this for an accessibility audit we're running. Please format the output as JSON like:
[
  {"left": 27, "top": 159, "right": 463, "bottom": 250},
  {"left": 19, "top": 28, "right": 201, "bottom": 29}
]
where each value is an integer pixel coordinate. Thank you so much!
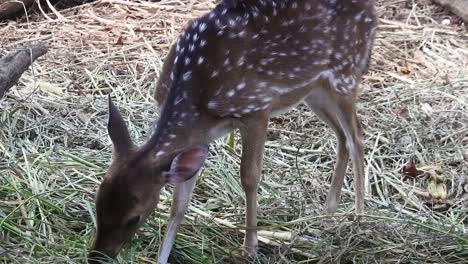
[{"left": 0, "top": 43, "right": 48, "bottom": 98}]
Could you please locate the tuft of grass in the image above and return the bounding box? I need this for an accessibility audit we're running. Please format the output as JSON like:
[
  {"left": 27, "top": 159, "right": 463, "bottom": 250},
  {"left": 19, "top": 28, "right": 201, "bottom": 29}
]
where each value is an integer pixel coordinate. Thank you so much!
[{"left": 1, "top": 0, "right": 467, "bottom": 263}]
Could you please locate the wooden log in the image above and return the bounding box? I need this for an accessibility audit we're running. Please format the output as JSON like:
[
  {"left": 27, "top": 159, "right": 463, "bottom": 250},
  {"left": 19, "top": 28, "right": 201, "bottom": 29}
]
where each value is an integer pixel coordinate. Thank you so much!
[
  {"left": 0, "top": 0, "right": 34, "bottom": 19},
  {"left": 0, "top": 43, "right": 48, "bottom": 98}
]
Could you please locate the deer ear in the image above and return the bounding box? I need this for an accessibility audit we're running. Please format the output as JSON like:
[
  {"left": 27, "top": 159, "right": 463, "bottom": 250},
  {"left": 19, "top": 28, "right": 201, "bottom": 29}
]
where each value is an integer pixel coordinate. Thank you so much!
[
  {"left": 107, "top": 95, "right": 133, "bottom": 155},
  {"left": 164, "top": 145, "right": 209, "bottom": 184}
]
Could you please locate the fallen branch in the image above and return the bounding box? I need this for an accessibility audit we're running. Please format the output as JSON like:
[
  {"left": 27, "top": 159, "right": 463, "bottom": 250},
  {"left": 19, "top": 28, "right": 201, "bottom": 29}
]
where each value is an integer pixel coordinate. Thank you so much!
[
  {"left": 0, "top": 0, "right": 34, "bottom": 19},
  {"left": 0, "top": 43, "right": 48, "bottom": 98}
]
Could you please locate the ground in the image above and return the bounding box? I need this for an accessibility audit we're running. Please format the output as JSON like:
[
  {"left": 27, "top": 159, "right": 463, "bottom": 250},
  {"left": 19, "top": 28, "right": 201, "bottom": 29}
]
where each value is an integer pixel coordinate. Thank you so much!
[{"left": 0, "top": 0, "right": 467, "bottom": 263}]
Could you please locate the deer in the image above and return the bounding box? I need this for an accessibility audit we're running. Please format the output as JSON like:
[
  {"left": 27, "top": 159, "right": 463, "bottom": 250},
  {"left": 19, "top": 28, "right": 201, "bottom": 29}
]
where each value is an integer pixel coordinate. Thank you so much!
[{"left": 88, "top": 0, "right": 377, "bottom": 263}]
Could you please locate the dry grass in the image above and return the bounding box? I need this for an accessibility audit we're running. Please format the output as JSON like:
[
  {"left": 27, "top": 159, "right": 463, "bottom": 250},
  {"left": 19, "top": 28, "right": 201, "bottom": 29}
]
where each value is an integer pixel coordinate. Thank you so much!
[{"left": 1, "top": 0, "right": 467, "bottom": 263}]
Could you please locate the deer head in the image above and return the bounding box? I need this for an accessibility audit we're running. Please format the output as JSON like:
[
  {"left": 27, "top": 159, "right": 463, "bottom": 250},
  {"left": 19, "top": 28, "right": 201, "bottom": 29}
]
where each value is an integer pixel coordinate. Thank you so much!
[{"left": 88, "top": 97, "right": 208, "bottom": 263}]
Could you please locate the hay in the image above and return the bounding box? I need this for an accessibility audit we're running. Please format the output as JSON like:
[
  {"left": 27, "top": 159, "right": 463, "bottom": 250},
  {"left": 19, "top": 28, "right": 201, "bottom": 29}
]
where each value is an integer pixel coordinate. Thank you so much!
[{"left": 1, "top": 0, "right": 467, "bottom": 263}]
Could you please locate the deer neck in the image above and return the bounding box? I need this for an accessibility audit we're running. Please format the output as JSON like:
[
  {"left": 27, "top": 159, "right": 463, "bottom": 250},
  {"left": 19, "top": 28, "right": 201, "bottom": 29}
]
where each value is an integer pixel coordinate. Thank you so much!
[{"left": 145, "top": 96, "right": 234, "bottom": 161}]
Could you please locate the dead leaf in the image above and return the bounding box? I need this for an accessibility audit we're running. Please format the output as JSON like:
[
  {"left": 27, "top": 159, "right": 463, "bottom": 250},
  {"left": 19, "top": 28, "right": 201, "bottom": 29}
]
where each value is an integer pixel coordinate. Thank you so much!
[
  {"left": 401, "top": 160, "right": 423, "bottom": 177},
  {"left": 38, "top": 81, "right": 63, "bottom": 95},
  {"left": 391, "top": 105, "right": 410, "bottom": 120},
  {"left": 400, "top": 65, "right": 412, "bottom": 74},
  {"left": 427, "top": 180, "right": 447, "bottom": 200},
  {"left": 115, "top": 35, "right": 124, "bottom": 45},
  {"left": 420, "top": 165, "right": 447, "bottom": 201}
]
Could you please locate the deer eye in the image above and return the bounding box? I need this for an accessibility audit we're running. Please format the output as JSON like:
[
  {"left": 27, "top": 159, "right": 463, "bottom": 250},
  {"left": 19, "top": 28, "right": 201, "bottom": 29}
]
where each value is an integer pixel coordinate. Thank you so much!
[{"left": 125, "top": 215, "right": 140, "bottom": 228}]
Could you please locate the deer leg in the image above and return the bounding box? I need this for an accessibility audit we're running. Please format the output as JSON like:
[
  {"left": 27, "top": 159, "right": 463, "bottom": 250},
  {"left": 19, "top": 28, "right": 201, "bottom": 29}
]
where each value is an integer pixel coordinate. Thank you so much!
[
  {"left": 305, "top": 94, "right": 349, "bottom": 214},
  {"left": 158, "top": 174, "right": 198, "bottom": 264},
  {"left": 334, "top": 99, "right": 366, "bottom": 214},
  {"left": 239, "top": 114, "right": 269, "bottom": 255}
]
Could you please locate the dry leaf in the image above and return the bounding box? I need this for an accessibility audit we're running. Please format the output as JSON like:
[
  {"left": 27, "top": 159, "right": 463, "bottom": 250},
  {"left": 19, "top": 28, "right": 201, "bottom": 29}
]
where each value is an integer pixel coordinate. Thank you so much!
[
  {"left": 401, "top": 160, "right": 423, "bottom": 177},
  {"left": 115, "top": 34, "right": 124, "bottom": 45},
  {"left": 38, "top": 81, "right": 63, "bottom": 95},
  {"left": 391, "top": 105, "right": 410, "bottom": 120},
  {"left": 420, "top": 165, "right": 447, "bottom": 201},
  {"left": 400, "top": 65, "right": 412, "bottom": 74}
]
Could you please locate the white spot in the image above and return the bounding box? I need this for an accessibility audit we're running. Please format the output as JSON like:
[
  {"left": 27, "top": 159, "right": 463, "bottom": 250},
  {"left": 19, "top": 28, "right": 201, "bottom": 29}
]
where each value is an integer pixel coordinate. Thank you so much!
[
  {"left": 258, "top": 81, "right": 267, "bottom": 88},
  {"left": 163, "top": 142, "right": 171, "bottom": 147},
  {"left": 242, "top": 108, "right": 251, "bottom": 114},
  {"left": 199, "top": 22, "right": 207, "bottom": 32},
  {"left": 156, "top": 151, "right": 165, "bottom": 157},
  {"left": 183, "top": 71, "right": 192, "bottom": 81},
  {"left": 192, "top": 21, "right": 199, "bottom": 29},
  {"left": 200, "top": 39, "right": 207, "bottom": 47},
  {"left": 262, "top": 97, "right": 272, "bottom": 102},
  {"left": 208, "top": 101, "right": 218, "bottom": 109},
  {"left": 184, "top": 57, "right": 191, "bottom": 66},
  {"left": 261, "top": 104, "right": 270, "bottom": 110},
  {"left": 236, "top": 82, "right": 246, "bottom": 90},
  {"left": 223, "top": 58, "right": 230, "bottom": 66},
  {"left": 227, "top": 90, "right": 235, "bottom": 97},
  {"left": 237, "top": 56, "right": 245, "bottom": 66},
  {"left": 189, "top": 44, "right": 195, "bottom": 52},
  {"left": 211, "top": 70, "right": 219, "bottom": 78},
  {"left": 354, "top": 11, "right": 365, "bottom": 21},
  {"left": 193, "top": 33, "right": 199, "bottom": 41},
  {"left": 197, "top": 56, "right": 205, "bottom": 65},
  {"left": 169, "top": 134, "right": 176, "bottom": 139},
  {"left": 174, "top": 96, "right": 183, "bottom": 105}
]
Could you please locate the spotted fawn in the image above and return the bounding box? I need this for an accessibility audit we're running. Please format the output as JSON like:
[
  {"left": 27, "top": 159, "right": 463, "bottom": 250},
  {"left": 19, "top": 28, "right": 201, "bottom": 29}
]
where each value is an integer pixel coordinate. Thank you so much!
[{"left": 88, "top": 0, "right": 377, "bottom": 263}]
